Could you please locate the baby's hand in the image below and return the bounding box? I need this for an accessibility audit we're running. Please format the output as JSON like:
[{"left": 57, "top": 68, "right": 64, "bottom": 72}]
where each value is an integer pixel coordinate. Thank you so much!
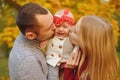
[{"left": 39, "top": 40, "right": 48, "bottom": 49}]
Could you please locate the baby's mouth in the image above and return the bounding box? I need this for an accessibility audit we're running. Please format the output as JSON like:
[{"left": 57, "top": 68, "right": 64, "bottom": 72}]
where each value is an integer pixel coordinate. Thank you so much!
[{"left": 57, "top": 32, "right": 64, "bottom": 35}]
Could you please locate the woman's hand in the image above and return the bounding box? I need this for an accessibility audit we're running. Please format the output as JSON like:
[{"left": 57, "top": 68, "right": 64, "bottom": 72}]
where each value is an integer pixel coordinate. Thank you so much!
[{"left": 65, "top": 49, "right": 81, "bottom": 68}]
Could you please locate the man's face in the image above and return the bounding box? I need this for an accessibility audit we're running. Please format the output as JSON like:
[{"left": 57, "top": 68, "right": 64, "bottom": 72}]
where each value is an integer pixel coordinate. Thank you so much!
[{"left": 35, "top": 12, "right": 56, "bottom": 42}]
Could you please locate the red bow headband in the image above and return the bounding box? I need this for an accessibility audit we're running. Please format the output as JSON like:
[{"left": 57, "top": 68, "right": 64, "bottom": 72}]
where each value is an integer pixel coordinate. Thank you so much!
[{"left": 53, "top": 9, "right": 74, "bottom": 27}]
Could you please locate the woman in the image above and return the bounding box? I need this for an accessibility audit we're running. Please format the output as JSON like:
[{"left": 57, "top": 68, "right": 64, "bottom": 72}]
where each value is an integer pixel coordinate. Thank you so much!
[{"left": 63, "top": 15, "right": 119, "bottom": 80}]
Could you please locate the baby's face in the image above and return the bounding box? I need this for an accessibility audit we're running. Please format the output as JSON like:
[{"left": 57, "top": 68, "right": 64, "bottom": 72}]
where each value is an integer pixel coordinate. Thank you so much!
[{"left": 55, "top": 22, "right": 71, "bottom": 38}]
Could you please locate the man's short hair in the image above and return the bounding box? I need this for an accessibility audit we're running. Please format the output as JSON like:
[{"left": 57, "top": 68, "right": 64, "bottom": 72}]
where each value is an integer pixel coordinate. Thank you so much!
[{"left": 16, "top": 3, "right": 48, "bottom": 34}]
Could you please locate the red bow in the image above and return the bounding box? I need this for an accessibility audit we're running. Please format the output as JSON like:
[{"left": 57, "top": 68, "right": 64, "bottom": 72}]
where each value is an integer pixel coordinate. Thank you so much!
[{"left": 53, "top": 9, "right": 74, "bottom": 27}]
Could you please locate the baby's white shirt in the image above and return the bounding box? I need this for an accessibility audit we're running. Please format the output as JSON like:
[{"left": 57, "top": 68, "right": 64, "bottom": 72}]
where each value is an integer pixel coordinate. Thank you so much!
[{"left": 46, "top": 36, "right": 73, "bottom": 67}]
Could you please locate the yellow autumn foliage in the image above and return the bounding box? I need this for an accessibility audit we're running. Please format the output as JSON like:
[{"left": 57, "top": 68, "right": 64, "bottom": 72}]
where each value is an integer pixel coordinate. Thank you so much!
[
  {"left": 0, "top": 0, "right": 120, "bottom": 48},
  {"left": 0, "top": 27, "right": 19, "bottom": 48}
]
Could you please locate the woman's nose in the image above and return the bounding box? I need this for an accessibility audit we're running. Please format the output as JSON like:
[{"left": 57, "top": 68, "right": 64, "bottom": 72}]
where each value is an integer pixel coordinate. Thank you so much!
[{"left": 70, "top": 27, "right": 74, "bottom": 32}]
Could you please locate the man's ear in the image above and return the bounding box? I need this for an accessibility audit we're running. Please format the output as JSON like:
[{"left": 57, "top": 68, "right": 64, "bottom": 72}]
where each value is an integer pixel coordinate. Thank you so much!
[{"left": 25, "top": 32, "right": 37, "bottom": 40}]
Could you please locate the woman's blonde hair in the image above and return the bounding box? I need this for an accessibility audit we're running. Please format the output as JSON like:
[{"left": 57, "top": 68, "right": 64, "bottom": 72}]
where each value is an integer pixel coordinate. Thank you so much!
[{"left": 77, "top": 15, "right": 119, "bottom": 80}]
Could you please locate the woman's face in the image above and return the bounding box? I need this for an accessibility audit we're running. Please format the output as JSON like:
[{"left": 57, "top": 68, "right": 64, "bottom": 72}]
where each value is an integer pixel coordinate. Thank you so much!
[{"left": 69, "top": 20, "right": 81, "bottom": 46}]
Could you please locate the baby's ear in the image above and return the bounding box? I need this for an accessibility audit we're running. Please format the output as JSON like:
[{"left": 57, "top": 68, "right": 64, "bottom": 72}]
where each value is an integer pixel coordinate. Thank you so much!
[{"left": 25, "top": 32, "right": 37, "bottom": 40}]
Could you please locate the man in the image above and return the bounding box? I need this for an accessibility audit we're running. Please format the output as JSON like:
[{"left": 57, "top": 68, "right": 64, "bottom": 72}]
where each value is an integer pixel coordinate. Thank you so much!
[{"left": 8, "top": 3, "right": 56, "bottom": 80}]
